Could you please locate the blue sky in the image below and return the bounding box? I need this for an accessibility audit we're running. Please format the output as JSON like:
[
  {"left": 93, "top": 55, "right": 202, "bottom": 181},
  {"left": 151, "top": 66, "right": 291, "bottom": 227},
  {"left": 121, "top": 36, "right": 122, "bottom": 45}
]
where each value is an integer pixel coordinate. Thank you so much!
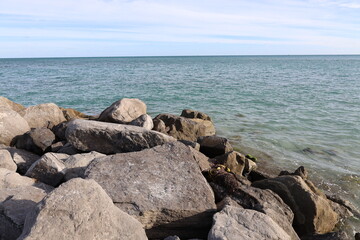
[{"left": 0, "top": 0, "right": 359, "bottom": 57}]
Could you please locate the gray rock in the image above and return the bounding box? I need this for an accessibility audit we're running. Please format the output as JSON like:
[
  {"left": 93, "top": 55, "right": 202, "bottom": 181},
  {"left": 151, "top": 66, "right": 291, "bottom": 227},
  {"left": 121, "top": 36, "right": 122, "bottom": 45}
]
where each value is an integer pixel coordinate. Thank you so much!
[
  {"left": 208, "top": 206, "right": 291, "bottom": 240},
  {"left": 66, "top": 119, "right": 176, "bottom": 154},
  {"left": 188, "top": 146, "right": 211, "bottom": 171},
  {"left": 0, "top": 106, "right": 30, "bottom": 146},
  {"left": 129, "top": 114, "right": 154, "bottom": 130},
  {"left": 197, "top": 135, "right": 233, "bottom": 158},
  {"left": 98, "top": 98, "right": 147, "bottom": 123},
  {"left": 14, "top": 128, "right": 55, "bottom": 155},
  {"left": 5, "top": 148, "right": 40, "bottom": 175},
  {"left": 0, "top": 149, "right": 17, "bottom": 171},
  {"left": 85, "top": 142, "right": 217, "bottom": 239},
  {"left": 18, "top": 178, "right": 147, "bottom": 240},
  {"left": 19, "top": 103, "right": 66, "bottom": 129},
  {"left": 56, "top": 142, "right": 80, "bottom": 155},
  {"left": 50, "top": 141, "right": 66, "bottom": 152},
  {"left": 52, "top": 121, "right": 70, "bottom": 141},
  {"left": 25, "top": 153, "right": 69, "bottom": 187},
  {"left": 64, "top": 151, "right": 105, "bottom": 181}
]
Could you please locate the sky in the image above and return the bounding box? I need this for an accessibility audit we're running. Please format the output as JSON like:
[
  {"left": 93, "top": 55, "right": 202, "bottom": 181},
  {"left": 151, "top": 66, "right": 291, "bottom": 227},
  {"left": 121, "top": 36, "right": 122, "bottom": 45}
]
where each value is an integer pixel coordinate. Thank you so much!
[{"left": 0, "top": 0, "right": 359, "bottom": 58}]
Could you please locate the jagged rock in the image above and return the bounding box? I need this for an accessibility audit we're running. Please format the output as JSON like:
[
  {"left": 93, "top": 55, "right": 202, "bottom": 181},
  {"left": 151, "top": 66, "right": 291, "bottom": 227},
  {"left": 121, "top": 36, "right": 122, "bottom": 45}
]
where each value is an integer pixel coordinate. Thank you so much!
[
  {"left": 5, "top": 148, "right": 40, "bottom": 175},
  {"left": 25, "top": 153, "right": 69, "bottom": 187},
  {"left": 210, "top": 151, "right": 246, "bottom": 176},
  {"left": 197, "top": 135, "right": 233, "bottom": 158},
  {"left": 252, "top": 174, "right": 339, "bottom": 236},
  {"left": 85, "top": 142, "right": 217, "bottom": 239},
  {"left": 13, "top": 128, "right": 55, "bottom": 155},
  {"left": 66, "top": 119, "right": 176, "bottom": 154},
  {"left": 19, "top": 103, "right": 66, "bottom": 129},
  {"left": 60, "top": 107, "right": 90, "bottom": 121},
  {"left": 98, "top": 98, "right": 147, "bottom": 123},
  {"left": 208, "top": 206, "right": 292, "bottom": 240},
  {"left": 153, "top": 114, "right": 213, "bottom": 141},
  {"left": 128, "top": 114, "right": 154, "bottom": 130},
  {"left": 0, "top": 96, "right": 25, "bottom": 112},
  {"left": 0, "top": 149, "right": 17, "bottom": 171},
  {"left": 205, "top": 168, "right": 299, "bottom": 240},
  {"left": 0, "top": 106, "right": 30, "bottom": 146},
  {"left": 181, "top": 109, "right": 212, "bottom": 121},
  {"left": 18, "top": 178, "right": 147, "bottom": 240},
  {"left": 64, "top": 151, "right": 105, "bottom": 181}
]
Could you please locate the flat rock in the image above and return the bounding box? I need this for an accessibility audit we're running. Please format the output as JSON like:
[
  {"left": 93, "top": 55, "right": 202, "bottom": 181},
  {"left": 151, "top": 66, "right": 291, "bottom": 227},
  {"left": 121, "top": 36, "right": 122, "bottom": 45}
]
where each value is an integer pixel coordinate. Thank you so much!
[
  {"left": 64, "top": 151, "right": 105, "bottom": 181},
  {"left": 85, "top": 142, "right": 217, "bottom": 239},
  {"left": 208, "top": 206, "right": 291, "bottom": 240},
  {"left": 0, "top": 106, "right": 30, "bottom": 146},
  {"left": 13, "top": 128, "right": 55, "bottom": 155},
  {"left": 0, "top": 149, "right": 17, "bottom": 171},
  {"left": 18, "top": 178, "right": 147, "bottom": 240},
  {"left": 66, "top": 119, "right": 176, "bottom": 154},
  {"left": 98, "top": 98, "right": 147, "bottom": 123},
  {"left": 128, "top": 114, "right": 154, "bottom": 130},
  {"left": 25, "top": 153, "right": 69, "bottom": 187},
  {"left": 197, "top": 135, "right": 233, "bottom": 158},
  {"left": 19, "top": 103, "right": 66, "bottom": 129}
]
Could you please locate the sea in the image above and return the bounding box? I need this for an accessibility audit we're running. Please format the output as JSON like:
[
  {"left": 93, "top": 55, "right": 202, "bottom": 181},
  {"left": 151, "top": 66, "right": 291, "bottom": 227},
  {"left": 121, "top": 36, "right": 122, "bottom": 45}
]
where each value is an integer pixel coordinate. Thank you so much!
[{"left": 1, "top": 55, "right": 359, "bottom": 233}]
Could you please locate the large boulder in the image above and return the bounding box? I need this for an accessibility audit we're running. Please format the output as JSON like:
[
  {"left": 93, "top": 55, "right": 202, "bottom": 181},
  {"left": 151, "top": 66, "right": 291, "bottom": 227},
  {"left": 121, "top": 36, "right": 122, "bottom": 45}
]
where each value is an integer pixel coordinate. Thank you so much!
[
  {"left": 18, "top": 178, "right": 147, "bottom": 240},
  {"left": 98, "top": 98, "right": 147, "bottom": 123},
  {"left": 252, "top": 174, "right": 339, "bottom": 236},
  {"left": 25, "top": 153, "right": 69, "bottom": 187},
  {"left": 197, "top": 135, "right": 233, "bottom": 158},
  {"left": 0, "top": 149, "right": 17, "bottom": 171},
  {"left": 19, "top": 103, "right": 66, "bottom": 129},
  {"left": 0, "top": 96, "right": 25, "bottom": 112},
  {"left": 5, "top": 147, "right": 40, "bottom": 175},
  {"left": 66, "top": 119, "right": 176, "bottom": 154},
  {"left": 0, "top": 106, "right": 30, "bottom": 146},
  {"left": 208, "top": 206, "right": 291, "bottom": 240},
  {"left": 85, "top": 142, "right": 217, "bottom": 239},
  {"left": 153, "top": 114, "right": 214, "bottom": 141},
  {"left": 13, "top": 128, "right": 55, "bottom": 155}
]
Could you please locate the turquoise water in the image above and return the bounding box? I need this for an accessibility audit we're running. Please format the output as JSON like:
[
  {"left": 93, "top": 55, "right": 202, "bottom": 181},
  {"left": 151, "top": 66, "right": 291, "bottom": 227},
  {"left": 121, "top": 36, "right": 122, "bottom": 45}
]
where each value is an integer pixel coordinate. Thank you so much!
[{"left": 1, "top": 56, "right": 359, "bottom": 231}]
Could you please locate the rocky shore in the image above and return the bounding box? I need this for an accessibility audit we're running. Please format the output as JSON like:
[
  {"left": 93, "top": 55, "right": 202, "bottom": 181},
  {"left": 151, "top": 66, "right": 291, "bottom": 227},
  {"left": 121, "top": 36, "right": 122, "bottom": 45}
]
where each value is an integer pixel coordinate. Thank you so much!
[{"left": 0, "top": 96, "right": 359, "bottom": 240}]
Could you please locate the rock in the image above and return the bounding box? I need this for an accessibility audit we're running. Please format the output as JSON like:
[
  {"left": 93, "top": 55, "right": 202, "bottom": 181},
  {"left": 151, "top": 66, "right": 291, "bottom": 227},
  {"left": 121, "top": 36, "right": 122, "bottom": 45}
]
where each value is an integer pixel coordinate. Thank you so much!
[
  {"left": 0, "top": 149, "right": 17, "bottom": 171},
  {"left": 19, "top": 103, "right": 66, "bottom": 129},
  {"left": 5, "top": 148, "right": 40, "bottom": 175},
  {"left": 244, "top": 158, "right": 257, "bottom": 176},
  {"left": 178, "top": 140, "right": 200, "bottom": 150},
  {"left": 0, "top": 96, "right": 25, "bottom": 112},
  {"left": 153, "top": 114, "right": 212, "bottom": 141},
  {"left": 197, "top": 135, "right": 233, "bottom": 158},
  {"left": 66, "top": 119, "right": 176, "bottom": 154},
  {"left": 301, "top": 231, "right": 349, "bottom": 240},
  {"left": 52, "top": 121, "right": 70, "bottom": 141},
  {"left": 252, "top": 174, "right": 339, "bottom": 236},
  {"left": 13, "top": 128, "right": 55, "bottom": 155},
  {"left": 164, "top": 236, "right": 181, "bottom": 240},
  {"left": 180, "top": 109, "right": 212, "bottom": 121},
  {"left": 355, "top": 233, "right": 360, "bottom": 240},
  {"left": 50, "top": 141, "right": 66, "bottom": 152},
  {"left": 56, "top": 142, "right": 80, "bottom": 155},
  {"left": 208, "top": 206, "right": 292, "bottom": 240},
  {"left": 18, "top": 178, "right": 147, "bottom": 240},
  {"left": 152, "top": 118, "right": 167, "bottom": 133},
  {"left": 60, "top": 107, "right": 90, "bottom": 121},
  {"left": 128, "top": 114, "right": 154, "bottom": 130},
  {"left": 210, "top": 151, "right": 246, "bottom": 176},
  {"left": 189, "top": 118, "right": 216, "bottom": 136},
  {"left": 188, "top": 146, "right": 212, "bottom": 171},
  {"left": 98, "top": 98, "right": 147, "bottom": 123},
  {"left": 85, "top": 142, "right": 216, "bottom": 239},
  {"left": 64, "top": 151, "right": 105, "bottom": 181},
  {"left": 25, "top": 153, "right": 69, "bottom": 187},
  {"left": 0, "top": 168, "right": 36, "bottom": 188},
  {"left": 205, "top": 168, "right": 299, "bottom": 240},
  {"left": 0, "top": 106, "right": 30, "bottom": 146}
]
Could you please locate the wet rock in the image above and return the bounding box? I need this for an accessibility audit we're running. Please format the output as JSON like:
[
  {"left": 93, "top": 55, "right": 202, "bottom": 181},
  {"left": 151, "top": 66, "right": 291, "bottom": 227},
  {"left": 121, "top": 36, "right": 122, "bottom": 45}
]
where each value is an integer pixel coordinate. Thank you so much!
[
  {"left": 18, "top": 178, "right": 147, "bottom": 240},
  {"left": 180, "top": 109, "right": 212, "bottom": 121},
  {"left": 197, "top": 135, "right": 233, "bottom": 158},
  {"left": 0, "top": 96, "right": 26, "bottom": 112},
  {"left": 355, "top": 233, "right": 360, "bottom": 240},
  {"left": 98, "top": 98, "right": 147, "bottom": 123},
  {"left": 66, "top": 119, "right": 176, "bottom": 154},
  {"left": 85, "top": 142, "right": 216, "bottom": 239},
  {"left": 208, "top": 206, "right": 292, "bottom": 240},
  {"left": 25, "top": 153, "right": 69, "bottom": 187},
  {"left": 13, "top": 128, "right": 55, "bottom": 155},
  {"left": 19, "top": 103, "right": 66, "bottom": 129},
  {"left": 128, "top": 114, "right": 154, "bottom": 130},
  {"left": 0, "top": 106, "right": 30, "bottom": 146},
  {"left": 0, "top": 149, "right": 17, "bottom": 171}
]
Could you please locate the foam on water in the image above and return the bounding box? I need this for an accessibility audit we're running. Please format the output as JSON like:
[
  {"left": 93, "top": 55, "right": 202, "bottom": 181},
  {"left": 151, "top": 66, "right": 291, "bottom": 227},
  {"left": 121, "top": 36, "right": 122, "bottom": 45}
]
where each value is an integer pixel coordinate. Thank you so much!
[{"left": 1, "top": 55, "right": 359, "bottom": 232}]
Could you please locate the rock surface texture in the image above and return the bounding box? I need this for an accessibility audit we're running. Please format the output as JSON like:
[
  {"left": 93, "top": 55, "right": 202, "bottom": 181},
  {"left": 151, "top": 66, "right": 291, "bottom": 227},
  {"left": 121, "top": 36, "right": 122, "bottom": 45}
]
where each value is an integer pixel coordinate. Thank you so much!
[
  {"left": 0, "top": 149, "right": 17, "bottom": 171},
  {"left": 66, "top": 119, "right": 176, "bottom": 154},
  {"left": 13, "top": 128, "right": 55, "bottom": 155},
  {"left": 18, "top": 178, "right": 148, "bottom": 240},
  {"left": 208, "top": 206, "right": 291, "bottom": 240},
  {"left": 85, "top": 142, "right": 217, "bottom": 239},
  {"left": 98, "top": 98, "right": 147, "bottom": 123}
]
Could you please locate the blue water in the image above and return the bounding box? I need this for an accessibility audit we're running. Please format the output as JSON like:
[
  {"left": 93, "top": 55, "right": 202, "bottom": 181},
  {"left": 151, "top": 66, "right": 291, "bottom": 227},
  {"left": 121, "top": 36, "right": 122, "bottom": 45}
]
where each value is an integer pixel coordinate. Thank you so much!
[{"left": 1, "top": 56, "right": 359, "bottom": 231}]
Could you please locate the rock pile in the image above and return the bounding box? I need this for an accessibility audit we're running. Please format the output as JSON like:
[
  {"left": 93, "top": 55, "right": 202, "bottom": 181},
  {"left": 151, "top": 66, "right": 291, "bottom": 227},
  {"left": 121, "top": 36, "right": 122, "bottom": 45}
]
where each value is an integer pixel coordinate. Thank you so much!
[{"left": 0, "top": 96, "right": 357, "bottom": 240}]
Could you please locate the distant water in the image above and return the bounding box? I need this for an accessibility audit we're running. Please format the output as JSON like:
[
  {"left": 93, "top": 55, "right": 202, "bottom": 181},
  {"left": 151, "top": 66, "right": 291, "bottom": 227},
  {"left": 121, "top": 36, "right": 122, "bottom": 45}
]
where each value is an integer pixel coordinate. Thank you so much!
[{"left": 1, "top": 56, "right": 359, "bottom": 232}]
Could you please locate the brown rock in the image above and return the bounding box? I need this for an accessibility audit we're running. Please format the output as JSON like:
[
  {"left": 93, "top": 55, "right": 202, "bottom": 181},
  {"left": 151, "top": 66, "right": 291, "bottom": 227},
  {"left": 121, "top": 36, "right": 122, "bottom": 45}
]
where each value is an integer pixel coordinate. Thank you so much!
[
  {"left": 0, "top": 149, "right": 17, "bottom": 171},
  {"left": 181, "top": 109, "right": 212, "bottom": 121},
  {"left": 60, "top": 108, "right": 90, "bottom": 121},
  {"left": 0, "top": 96, "right": 25, "bottom": 112}
]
